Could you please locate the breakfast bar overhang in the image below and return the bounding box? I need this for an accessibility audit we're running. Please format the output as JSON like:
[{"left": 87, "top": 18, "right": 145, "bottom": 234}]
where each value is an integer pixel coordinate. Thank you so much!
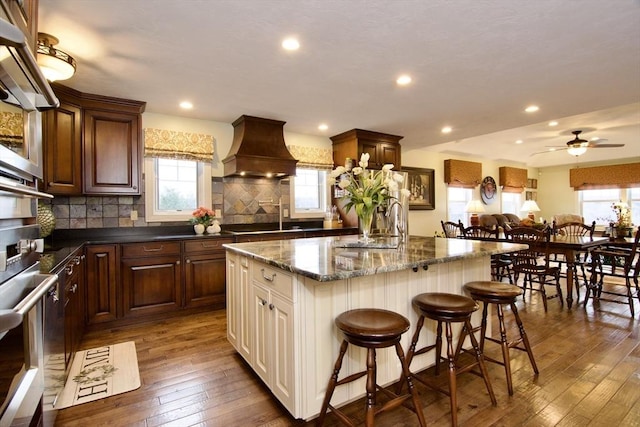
[{"left": 223, "top": 235, "right": 524, "bottom": 420}]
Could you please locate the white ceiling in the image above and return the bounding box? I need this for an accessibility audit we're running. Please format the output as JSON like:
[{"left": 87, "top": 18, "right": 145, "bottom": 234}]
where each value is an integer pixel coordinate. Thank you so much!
[{"left": 37, "top": 0, "right": 640, "bottom": 168}]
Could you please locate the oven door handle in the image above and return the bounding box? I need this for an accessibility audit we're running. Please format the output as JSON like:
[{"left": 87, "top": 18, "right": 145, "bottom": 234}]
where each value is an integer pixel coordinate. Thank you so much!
[
  {"left": 14, "top": 275, "right": 58, "bottom": 316},
  {"left": 0, "top": 180, "right": 54, "bottom": 199},
  {"left": 0, "top": 309, "right": 22, "bottom": 334}
]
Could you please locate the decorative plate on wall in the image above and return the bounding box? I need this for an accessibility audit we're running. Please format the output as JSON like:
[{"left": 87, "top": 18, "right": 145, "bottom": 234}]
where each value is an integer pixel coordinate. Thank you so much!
[{"left": 481, "top": 176, "right": 497, "bottom": 205}]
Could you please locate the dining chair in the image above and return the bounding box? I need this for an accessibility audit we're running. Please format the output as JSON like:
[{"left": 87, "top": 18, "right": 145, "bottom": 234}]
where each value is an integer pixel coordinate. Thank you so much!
[
  {"left": 552, "top": 220, "right": 596, "bottom": 302},
  {"left": 441, "top": 220, "right": 464, "bottom": 238},
  {"left": 584, "top": 226, "right": 640, "bottom": 316},
  {"left": 461, "top": 225, "right": 513, "bottom": 284},
  {"left": 504, "top": 227, "right": 563, "bottom": 311}
]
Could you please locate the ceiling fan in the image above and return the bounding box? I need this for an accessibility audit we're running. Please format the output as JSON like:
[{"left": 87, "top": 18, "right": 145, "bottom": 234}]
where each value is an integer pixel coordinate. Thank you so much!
[{"left": 532, "top": 130, "right": 625, "bottom": 157}]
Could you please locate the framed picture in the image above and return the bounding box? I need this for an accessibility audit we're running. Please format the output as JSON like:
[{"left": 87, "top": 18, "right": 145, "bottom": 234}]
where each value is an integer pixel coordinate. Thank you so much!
[
  {"left": 525, "top": 191, "right": 537, "bottom": 201},
  {"left": 402, "top": 166, "right": 435, "bottom": 210}
]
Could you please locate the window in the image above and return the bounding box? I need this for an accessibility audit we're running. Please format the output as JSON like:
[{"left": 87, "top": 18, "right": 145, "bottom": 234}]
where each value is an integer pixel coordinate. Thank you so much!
[
  {"left": 629, "top": 188, "right": 640, "bottom": 227},
  {"left": 501, "top": 193, "right": 522, "bottom": 218},
  {"left": 447, "top": 187, "right": 473, "bottom": 225},
  {"left": 579, "top": 188, "right": 621, "bottom": 226},
  {"left": 290, "top": 168, "right": 330, "bottom": 218},
  {"left": 144, "top": 157, "right": 211, "bottom": 222}
]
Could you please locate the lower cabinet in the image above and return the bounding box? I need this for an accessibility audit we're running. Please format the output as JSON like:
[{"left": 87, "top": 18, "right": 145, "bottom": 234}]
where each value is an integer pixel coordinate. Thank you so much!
[
  {"left": 85, "top": 244, "right": 118, "bottom": 325},
  {"left": 249, "top": 261, "right": 296, "bottom": 412},
  {"left": 120, "top": 241, "right": 182, "bottom": 318},
  {"left": 183, "top": 238, "right": 234, "bottom": 308}
]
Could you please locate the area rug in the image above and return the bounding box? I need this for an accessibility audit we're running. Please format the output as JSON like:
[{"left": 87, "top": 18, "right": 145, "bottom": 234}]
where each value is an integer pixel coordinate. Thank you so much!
[{"left": 55, "top": 341, "right": 141, "bottom": 409}]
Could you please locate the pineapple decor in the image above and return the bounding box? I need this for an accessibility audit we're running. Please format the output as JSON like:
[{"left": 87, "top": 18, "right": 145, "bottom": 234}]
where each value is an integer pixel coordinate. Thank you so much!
[{"left": 37, "top": 203, "right": 56, "bottom": 238}]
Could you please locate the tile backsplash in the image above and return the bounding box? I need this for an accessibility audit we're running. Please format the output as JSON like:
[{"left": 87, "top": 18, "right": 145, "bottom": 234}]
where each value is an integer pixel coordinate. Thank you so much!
[{"left": 44, "top": 177, "right": 291, "bottom": 230}]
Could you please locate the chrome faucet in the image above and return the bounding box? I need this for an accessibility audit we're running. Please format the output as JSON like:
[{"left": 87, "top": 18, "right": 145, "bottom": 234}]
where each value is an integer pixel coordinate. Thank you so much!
[{"left": 258, "top": 197, "right": 283, "bottom": 230}]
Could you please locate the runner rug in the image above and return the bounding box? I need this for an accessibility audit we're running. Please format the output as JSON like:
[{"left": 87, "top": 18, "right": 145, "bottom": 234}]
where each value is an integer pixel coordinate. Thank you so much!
[{"left": 55, "top": 341, "right": 140, "bottom": 409}]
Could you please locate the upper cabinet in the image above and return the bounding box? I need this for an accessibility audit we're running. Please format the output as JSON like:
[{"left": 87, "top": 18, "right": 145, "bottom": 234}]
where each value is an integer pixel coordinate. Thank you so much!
[
  {"left": 330, "top": 128, "right": 402, "bottom": 170},
  {"left": 1, "top": 0, "right": 39, "bottom": 52},
  {"left": 42, "top": 84, "right": 146, "bottom": 195}
]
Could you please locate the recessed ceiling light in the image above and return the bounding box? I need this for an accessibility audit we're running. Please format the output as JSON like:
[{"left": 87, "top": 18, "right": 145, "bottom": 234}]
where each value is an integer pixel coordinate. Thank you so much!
[
  {"left": 515, "top": 139, "right": 523, "bottom": 144},
  {"left": 318, "top": 123, "right": 328, "bottom": 131},
  {"left": 549, "top": 148, "right": 556, "bottom": 152},
  {"left": 441, "top": 126, "right": 452, "bottom": 134},
  {"left": 179, "top": 101, "right": 193, "bottom": 109},
  {"left": 525, "top": 105, "right": 539, "bottom": 113},
  {"left": 396, "top": 75, "right": 412, "bottom": 86},
  {"left": 548, "top": 121, "right": 558, "bottom": 126},
  {"left": 590, "top": 136, "right": 600, "bottom": 141},
  {"left": 282, "top": 37, "right": 300, "bottom": 51}
]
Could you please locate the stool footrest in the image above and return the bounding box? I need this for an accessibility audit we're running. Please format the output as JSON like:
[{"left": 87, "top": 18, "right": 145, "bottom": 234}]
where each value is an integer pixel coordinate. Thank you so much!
[{"left": 335, "top": 370, "right": 367, "bottom": 387}]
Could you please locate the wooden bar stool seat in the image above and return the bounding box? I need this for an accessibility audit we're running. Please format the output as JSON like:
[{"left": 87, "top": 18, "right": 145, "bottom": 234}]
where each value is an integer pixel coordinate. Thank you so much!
[
  {"left": 402, "top": 292, "right": 497, "bottom": 426},
  {"left": 458, "top": 281, "right": 539, "bottom": 396},
  {"left": 316, "top": 308, "right": 426, "bottom": 426}
]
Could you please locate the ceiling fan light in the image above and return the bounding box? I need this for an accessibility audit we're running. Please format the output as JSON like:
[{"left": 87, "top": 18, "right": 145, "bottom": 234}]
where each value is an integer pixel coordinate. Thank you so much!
[
  {"left": 567, "top": 145, "right": 587, "bottom": 156},
  {"left": 37, "top": 33, "right": 77, "bottom": 81}
]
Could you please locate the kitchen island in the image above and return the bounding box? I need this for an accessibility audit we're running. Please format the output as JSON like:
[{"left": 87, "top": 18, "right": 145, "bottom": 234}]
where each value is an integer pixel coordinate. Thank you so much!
[{"left": 224, "top": 235, "right": 524, "bottom": 420}]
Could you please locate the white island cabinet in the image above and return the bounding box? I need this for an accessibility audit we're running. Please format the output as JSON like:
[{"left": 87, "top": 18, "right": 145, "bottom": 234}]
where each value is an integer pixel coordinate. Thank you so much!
[{"left": 224, "top": 235, "right": 524, "bottom": 421}]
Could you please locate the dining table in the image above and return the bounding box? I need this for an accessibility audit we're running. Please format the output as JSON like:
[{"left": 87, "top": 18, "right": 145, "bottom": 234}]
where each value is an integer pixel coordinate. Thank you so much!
[{"left": 531, "top": 234, "right": 611, "bottom": 308}]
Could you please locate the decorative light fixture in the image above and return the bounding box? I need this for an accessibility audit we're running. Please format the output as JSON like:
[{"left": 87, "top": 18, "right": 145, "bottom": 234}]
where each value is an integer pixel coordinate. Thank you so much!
[
  {"left": 520, "top": 200, "right": 541, "bottom": 220},
  {"left": 567, "top": 144, "right": 588, "bottom": 157},
  {"left": 465, "top": 199, "right": 485, "bottom": 226},
  {"left": 36, "top": 33, "right": 76, "bottom": 81}
]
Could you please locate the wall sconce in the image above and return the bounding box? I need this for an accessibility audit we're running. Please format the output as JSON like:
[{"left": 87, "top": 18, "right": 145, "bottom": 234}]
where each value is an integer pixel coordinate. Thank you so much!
[
  {"left": 520, "top": 200, "right": 541, "bottom": 220},
  {"left": 37, "top": 33, "right": 76, "bottom": 81},
  {"left": 465, "top": 199, "right": 485, "bottom": 226}
]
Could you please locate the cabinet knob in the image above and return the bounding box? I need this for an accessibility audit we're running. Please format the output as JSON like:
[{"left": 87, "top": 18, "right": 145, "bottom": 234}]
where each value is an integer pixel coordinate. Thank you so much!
[
  {"left": 269, "top": 303, "right": 274, "bottom": 310},
  {"left": 260, "top": 299, "right": 267, "bottom": 306},
  {"left": 186, "top": 258, "right": 191, "bottom": 263},
  {"left": 133, "top": 186, "right": 138, "bottom": 190},
  {"left": 176, "top": 260, "right": 180, "bottom": 265}
]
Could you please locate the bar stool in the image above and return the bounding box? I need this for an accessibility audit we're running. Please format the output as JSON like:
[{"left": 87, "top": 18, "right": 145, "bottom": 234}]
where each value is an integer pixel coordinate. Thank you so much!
[
  {"left": 458, "top": 281, "right": 539, "bottom": 396},
  {"left": 316, "top": 308, "right": 426, "bottom": 427},
  {"left": 402, "top": 293, "right": 497, "bottom": 426}
]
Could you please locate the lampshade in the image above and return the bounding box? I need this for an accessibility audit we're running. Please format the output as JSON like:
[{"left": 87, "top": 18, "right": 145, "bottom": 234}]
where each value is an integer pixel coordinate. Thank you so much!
[
  {"left": 520, "top": 200, "right": 540, "bottom": 213},
  {"left": 567, "top": 144, "right": 587, "bottom": 157},
  {"left": 37, "top": 33, "right": 76, "bottom": 81},
  {"left": 465, "top": 200, "right": 485, "bottom": 214}
]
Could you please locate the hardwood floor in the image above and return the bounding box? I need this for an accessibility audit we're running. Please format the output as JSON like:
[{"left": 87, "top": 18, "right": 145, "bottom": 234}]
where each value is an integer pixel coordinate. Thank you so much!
[{"left": 55, "top": 283, "right": 640, "bottom": 427}]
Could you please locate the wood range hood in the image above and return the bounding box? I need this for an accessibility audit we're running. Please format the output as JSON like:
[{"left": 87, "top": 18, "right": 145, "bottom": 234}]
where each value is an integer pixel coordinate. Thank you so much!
[{"left": 222, "top": 115, "right": 298, "bottom": 178}]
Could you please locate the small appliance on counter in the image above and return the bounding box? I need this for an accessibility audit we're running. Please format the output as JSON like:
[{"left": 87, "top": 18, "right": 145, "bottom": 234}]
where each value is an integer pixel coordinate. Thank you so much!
[{"left": 323, "top": 205, "right": 343, "bottom": 229}]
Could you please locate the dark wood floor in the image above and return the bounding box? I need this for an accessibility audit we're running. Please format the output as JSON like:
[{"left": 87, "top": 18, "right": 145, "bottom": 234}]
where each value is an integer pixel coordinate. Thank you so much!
[{"left": 55, "top": 283, "right": 640, "bottom": 427}]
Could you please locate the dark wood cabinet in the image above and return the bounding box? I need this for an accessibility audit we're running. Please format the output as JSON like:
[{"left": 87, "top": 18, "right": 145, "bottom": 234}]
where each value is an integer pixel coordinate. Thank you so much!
[
  {"left": 183, "top": 237, "right": 234, "bottom": 309},
  {"left": 331, "top": 128, "right": 402, "bottom": 170},
  {"left": 43, "top": 101, "right": 82, "bottom": 195},
  {"left": 42, "top": 84, "right": 146, "bottom": 195},
  {"left": 85, "top": 244, "right": 118, "bottom": 325},
  {"left": 120, "top": 241, "right": 182, "bottom": 318},
  {"left": 83, "top": 109, "right": 141, "bottom": 195},
  {"left": 63, "top": 250, "right": 84, "bottom": 367}
]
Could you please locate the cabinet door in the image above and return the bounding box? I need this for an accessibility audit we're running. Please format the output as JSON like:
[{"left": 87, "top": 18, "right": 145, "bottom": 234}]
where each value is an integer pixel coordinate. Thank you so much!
[
  {"left": 252, "top": 284, "right": 270, "bottom": 384},
  {"left": 379, "top": 142, "right": 400, "bottom": 167},
  {"left": 43, "top": 102, "right": 83, "bottom": 195},
  {"left": 226, "top": 255, "right": 238, "bottom": 348},
  {"left": 85, "top": 245, "right": 118, "bottom": 324},
  {"left": 238, "top": 257, "right": 252, "bottom": 361},
  {"left": 121, "top": 255, "right": 181, "bottom": 318},
  {"left": 270, "top": 292, "right": 295, "bottom": 410},
  {"left": 359, "top": 141, "right": 380, "bottom": 167},
  {"left": 83, "top": 109, "right": 141, "bottom": 195},
  {"left": 184, "top": 251, "right": 226, "bottom": 308}
]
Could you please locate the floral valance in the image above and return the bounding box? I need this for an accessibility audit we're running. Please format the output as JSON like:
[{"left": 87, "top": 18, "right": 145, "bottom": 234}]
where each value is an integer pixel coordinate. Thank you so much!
[
  {"left": 286, "top": 145, "right": 333, "bottom": 170},
  {"left": 499, "top": 166, "right": 527, "bottom": 193},
  {"left": 570, "top": 162, "right": 640, "bottom": 190},
  {"left": 444, "top": 159, "right": 482, "bottom": 188},
  {"left": 144, "top": 128, "right": 214, "bottom": 162}
]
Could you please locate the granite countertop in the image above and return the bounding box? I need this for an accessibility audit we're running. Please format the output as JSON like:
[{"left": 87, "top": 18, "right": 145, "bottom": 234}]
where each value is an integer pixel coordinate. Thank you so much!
[{"left": 223, "top": 235, "right": 526, "bottom": 282}]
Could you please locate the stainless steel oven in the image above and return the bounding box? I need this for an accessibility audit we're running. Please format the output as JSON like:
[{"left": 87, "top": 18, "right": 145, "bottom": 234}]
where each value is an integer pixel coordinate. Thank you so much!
[{"left": 0, "top": 225, "right": 57, "bottom": 427}]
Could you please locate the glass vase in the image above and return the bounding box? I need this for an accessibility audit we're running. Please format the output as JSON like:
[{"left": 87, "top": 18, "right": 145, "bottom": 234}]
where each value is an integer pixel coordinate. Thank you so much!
[{"left": 358, "top": 208, "right": 375, "bottom": 243}]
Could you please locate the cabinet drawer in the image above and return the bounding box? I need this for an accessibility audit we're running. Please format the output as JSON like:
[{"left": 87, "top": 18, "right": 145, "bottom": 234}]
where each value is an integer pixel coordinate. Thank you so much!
[
  {"left": 121, "top": 241, "right": 180, "bottom": 258},
  {"left": 252, "top": 263, "right": 293, "bottom": 299},
  {"left": 184, "top": 238, "right": 234, "bottom": 254}
]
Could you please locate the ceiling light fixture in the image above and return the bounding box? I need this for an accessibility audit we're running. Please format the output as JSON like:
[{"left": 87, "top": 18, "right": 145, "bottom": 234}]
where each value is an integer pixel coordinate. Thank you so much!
[
  {"left": 36, "top": 32, "right": 76, "bottom": 81},
  {"left": 567, "top": 144, "right": 588, "bottom": 156},
  {"left": 282, "top": 37, "right": 300, "bottom": 51},
  {"left": 524, "top": 105, "right": 539, "bottom": 113},
  {"left": 441, "top": 126, "right": 452, "bottom": 134},
  {"left": 318, "top": 123, "right": 328, "bottom": 131},
  {"left": 179, "top": 101, "right": 193, "bottom": 109},
  {"left": 396, "top": 75, "right": 412, "bottom": 86},
  {"left": 548, "top": 121, "right": 558, "bottom": 126},
  {"left": 515, "top": 139, "right": 523, "bottom": 144}
]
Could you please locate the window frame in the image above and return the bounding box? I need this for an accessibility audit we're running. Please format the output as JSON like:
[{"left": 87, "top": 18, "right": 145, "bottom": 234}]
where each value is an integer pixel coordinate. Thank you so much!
[
  {"left": 447, "top": 187, "right": 473, "bottom": 226},
  {"left": 144, "top": 157, "right": 212, "bottom": 223},
  {"left": 289, "top": 168, "right": 330, "bottom": 219}
]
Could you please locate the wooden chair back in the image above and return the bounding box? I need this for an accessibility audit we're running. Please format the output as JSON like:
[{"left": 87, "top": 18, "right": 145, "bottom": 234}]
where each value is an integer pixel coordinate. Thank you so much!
[
  {"left": 505, "top": 226, "right": 551, "bottom": 272},
  {"left": 441, "top": 220, "right": 464, "bottom": 238},
  {"left": 552, "top": 221, "right": 595, "bottom": 238},
  {"left": 461, "top": 225, "right": 499, "bottom": 241}
]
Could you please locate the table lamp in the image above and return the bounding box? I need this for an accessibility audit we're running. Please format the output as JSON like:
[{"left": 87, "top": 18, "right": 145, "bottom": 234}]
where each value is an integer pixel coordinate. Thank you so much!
[
  {"left": 521, "top": 200, "right": 540, "bottom": 220},
  {"left": 465, "top": 199, "right": 485, "bottom": 226}
]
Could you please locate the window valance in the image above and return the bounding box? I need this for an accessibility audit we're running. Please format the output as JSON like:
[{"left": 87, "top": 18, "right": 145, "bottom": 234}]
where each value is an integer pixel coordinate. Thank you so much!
[
  {"left": 570, "top": 162, "right": 640, "bottom": 190},
  {"left": 499, "top": 166, "right": 527, "bottom": 193},
  {"left": 144, "top": 128, "right": 214, "bottom": 162},
  {"left": 444, "top": 159, "right": 482, "bottom": 187},
  {"left": 286, "top": 145, "right": 333, "bottom": 170}
]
